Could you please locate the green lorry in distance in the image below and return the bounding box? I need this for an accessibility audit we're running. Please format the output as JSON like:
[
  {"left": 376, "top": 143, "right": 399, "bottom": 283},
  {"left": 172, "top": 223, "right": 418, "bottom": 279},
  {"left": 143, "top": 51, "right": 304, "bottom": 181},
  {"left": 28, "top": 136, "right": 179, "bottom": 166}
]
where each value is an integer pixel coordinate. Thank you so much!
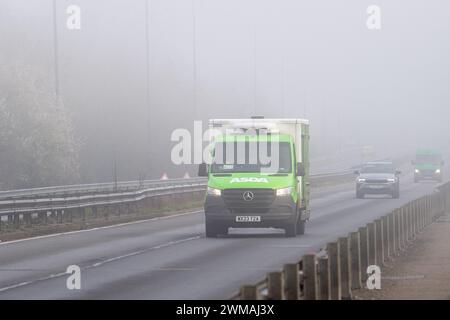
[
  {"left": 412, "top": 149, "right": 444, "bottom": 183},
  {"left": 198, "top": 118, "right": 310, "bottom": 238}
]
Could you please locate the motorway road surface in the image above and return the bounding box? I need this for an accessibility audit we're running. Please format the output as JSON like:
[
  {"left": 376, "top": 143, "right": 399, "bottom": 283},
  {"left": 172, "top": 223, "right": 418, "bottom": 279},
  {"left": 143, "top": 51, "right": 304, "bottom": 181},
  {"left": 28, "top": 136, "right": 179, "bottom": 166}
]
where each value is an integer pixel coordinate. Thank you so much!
[{"left": 0, "top": 173, "right": 444, "bottom": 299}]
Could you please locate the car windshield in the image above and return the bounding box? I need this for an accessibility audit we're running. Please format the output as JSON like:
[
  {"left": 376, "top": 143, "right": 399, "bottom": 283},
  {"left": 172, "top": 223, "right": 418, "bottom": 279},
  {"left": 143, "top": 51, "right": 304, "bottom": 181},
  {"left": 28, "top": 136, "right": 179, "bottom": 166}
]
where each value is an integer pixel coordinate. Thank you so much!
[
  {"left": 210, "top": 141, "right": 292, "bottom": 173},
  {"left": 416, "top": 154, "right": 441, "bottom": 164},
  {"left": 361, "top": 163, "right": 394, "bottom": 174}
]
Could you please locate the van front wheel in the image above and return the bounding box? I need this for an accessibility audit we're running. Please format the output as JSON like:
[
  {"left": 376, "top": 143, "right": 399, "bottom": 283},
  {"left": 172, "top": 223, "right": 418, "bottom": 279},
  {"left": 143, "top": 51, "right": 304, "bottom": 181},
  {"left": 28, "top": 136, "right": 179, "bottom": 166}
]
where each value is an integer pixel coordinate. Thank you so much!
[
  {"left": 296, "top": 219, "right": 306, "bottom": 235},
  {"left": 284, "top": 221, "right": 297, "bottom": 237},
  {"left": 205, "top": 221, "right": 225, "bottom": 238}
]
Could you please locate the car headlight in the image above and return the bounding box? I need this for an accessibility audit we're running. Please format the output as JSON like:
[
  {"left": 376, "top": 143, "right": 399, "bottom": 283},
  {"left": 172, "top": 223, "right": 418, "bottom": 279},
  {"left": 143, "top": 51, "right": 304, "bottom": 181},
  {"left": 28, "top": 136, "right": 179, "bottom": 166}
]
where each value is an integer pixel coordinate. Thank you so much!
[
  {"left": 207, "top": 187, "right": 221, "bottom": 196},
  {"left": 276, "top": 187, "right": 292, "bottom": 196},
  {"left": 435, "top": 169, "right": 441, "bottom": 174},
  {"left": 415, "top": 169, "right": 420, "bottom": 173},
  {"left": 357, "top": 178, "right": 366, "bottom": 182},
  {"left": 387, "top": 178, "right": 396, "bottom": 183}
]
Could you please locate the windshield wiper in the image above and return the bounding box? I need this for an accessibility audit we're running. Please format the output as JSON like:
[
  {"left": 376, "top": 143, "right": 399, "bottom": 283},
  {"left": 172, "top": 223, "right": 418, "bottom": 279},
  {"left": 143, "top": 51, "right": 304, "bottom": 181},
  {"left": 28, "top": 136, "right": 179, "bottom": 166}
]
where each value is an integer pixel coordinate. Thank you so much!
[{"left": 268, "top": 173, "right": 289, "bottom": 176}]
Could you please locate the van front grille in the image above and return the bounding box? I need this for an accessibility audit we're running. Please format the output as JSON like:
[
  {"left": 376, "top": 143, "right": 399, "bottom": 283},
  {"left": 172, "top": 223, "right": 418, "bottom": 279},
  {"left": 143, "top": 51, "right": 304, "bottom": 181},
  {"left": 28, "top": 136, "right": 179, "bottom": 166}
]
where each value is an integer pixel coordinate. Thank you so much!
[{"left": 222, "top": 189, "right": 275, "bottom": 208}]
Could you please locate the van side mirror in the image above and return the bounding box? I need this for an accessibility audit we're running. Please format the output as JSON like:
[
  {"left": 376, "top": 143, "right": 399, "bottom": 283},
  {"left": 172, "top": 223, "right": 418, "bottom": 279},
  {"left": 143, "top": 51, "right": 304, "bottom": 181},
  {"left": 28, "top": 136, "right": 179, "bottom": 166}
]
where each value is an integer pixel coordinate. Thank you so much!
[
  {"left": 354, "top": 170, "right": 360, "bottom": 175},
  {"left": 395, "top": 170, "right": 402, "bottom": 175},
  {"left": 296, "top": 162, "right": 305, "bottom": 177},
  {"left": 411, "top": 160, "right": 416, "bottom": 165},
  {"left": 198, "top": 163, "right": 208, "bottom": 177},
  {"left": 442, "top": 160, "right": 445, "bottom": 166}
]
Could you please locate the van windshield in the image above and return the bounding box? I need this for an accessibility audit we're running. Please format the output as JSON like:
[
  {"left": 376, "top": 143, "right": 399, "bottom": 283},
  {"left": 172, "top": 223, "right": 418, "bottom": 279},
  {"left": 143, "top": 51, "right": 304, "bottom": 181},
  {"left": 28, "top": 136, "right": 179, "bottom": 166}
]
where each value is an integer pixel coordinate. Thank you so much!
[
  {"left": 416, "top": 154, "right": 441, "bottom": 164},
  {"left": 361, "top": 163, "right": 394, "bottom": 174},
  {"left": 210, "top": 141, "right": 292, "bottom": 174}
]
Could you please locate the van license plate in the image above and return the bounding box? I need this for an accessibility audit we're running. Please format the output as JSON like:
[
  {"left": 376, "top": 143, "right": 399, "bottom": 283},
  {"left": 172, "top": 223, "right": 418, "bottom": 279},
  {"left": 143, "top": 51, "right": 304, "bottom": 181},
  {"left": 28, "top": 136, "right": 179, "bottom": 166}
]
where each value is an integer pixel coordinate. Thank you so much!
[{"left": 236, "top": 216, "right": 261, "bottom": 222}]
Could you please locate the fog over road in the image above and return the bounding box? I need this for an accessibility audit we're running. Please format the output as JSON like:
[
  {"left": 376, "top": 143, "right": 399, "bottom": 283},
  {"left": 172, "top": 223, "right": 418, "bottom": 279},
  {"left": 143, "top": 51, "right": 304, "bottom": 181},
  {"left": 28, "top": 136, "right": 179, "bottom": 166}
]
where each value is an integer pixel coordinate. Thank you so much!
[{"left": 0, "top": 171, "right": 442, "bottom": 299}]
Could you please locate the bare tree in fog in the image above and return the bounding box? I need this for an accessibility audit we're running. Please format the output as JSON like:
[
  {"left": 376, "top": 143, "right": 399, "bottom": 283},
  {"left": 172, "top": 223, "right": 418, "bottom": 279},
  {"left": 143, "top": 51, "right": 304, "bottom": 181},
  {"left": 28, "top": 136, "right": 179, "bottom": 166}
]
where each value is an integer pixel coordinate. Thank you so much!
[{"left": 0, "top": 64, "right": 80, "bottom": 189}]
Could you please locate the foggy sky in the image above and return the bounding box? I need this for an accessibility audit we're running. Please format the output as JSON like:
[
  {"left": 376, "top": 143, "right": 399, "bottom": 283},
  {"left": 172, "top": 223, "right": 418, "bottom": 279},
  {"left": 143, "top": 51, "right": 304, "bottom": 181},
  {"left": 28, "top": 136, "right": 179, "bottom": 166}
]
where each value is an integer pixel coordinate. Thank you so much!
[{"left": 1, "top": 0, "right": 449, "bottom": 182}]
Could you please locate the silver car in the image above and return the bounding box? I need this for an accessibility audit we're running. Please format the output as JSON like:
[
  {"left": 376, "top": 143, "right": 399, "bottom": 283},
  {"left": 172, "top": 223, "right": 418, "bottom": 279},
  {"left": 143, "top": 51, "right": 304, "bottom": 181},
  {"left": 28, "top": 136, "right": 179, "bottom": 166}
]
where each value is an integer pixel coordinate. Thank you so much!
[{"left": 355, "top": 161, "right": 401, "bottom": 199}]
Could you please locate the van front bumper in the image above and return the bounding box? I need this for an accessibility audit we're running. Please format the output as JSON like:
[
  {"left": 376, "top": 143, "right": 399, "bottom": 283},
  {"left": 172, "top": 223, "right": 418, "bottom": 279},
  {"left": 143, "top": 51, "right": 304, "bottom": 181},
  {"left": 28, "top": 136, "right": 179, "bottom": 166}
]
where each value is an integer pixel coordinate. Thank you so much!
[{"left": 204, "top": 194, "right": 297, "bottom": 228}]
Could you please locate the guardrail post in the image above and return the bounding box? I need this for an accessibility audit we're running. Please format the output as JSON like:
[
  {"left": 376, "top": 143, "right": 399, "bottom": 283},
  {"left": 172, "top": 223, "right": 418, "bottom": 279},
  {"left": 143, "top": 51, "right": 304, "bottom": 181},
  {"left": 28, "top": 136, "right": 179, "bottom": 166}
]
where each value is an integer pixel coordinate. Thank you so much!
[
  {"left": 375, "top": 219, "right": 384, "bottom": 265},
  {"left": 404, "top": 204, "right": 409, "bottom": 242},
  {"left": 338, "top": 237, "right": 352, "bottom": 299},
  {"left": 318, "top": 257, "right": 330, "bottom": 300},
  {"left": 358, "top": 226, "right": 369, "bottom": 283},
  {"left": 407, "top": 203, "right": 412, "bottom": 242},
  {"left": 388, "top": 212, "right": 395, "bottom": 256},
  {"left": 50, "top": 210, "right": 56, "bottom": 222},
  {"left": 418, "top": 198, "right": 423, "bottom": 231},
  {"left": 402, "top": 206, "right": 407, "bottom": 248},
  {"left": 57, "top": 210, "right": 63, "bottom": 223},
  {"left": 267, "top": 271, "right": 284, "bottom": 300},
  {"left": 419, "top": 197, "right": 424, "bottom": 229},
  {"left": 349, "top": 231, "right": 361, "bottom": 290},
  {"left": 367, "top": 222, "right": 377, "bottom": 266},
  {"left": 382, "top": 215, "right": 389, "bottom": 260},
  {"left": 395, "top": 209, "right": 403, "bottom": 251},
  {"left": 92, "top": 207, "right": 98, "bottom": 219},
  {"left": 283, "top": 263, "right": 299, "bottom": 300},
  {"left": 411, "top": 200, "right": 417, "bottom": 237},
  {"left": 67, "top": 209, "right": 73, "bottom": 223},
  {"left": 240, "top": 285, "right": 258, "bottom": 300},
  {"left": 412, "top": 200, "right": 417, "bottom": 236},
  {"left": 25, "top": 213, "right": 32, "bottom": 227},
  {"left": 13, "top": 213, "right": 20, "bottom": 229},
  {"left": 105, "top": 206, "right": 110, "bottom": 220},
  {"left": 414, "top": 200, "right": 419, "bottom": 237},
  {"left": 302, "top": 254, "right": 318, "bottom": 300},
  {"left": 327, "top": 242, "right": 341, "bottom": 300}
]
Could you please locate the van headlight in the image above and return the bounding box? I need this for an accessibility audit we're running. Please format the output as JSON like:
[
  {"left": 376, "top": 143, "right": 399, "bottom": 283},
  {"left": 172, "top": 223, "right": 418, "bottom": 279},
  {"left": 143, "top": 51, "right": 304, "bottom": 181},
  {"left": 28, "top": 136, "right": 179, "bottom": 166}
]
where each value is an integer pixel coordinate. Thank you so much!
[
  {"left": 357, "top": 178, "right": 366, "bottom": 182},
  {"left": 207, "top": 187, "right": 221, "bottom": 196},
  {"left": 415, "top": 169, "right": 420, "bottom": 173},
  {"left": 276, "top": 187, "right": 292, "bottom": 196},
  {"left": 387, "top": 178, "right": 396, "bottom": 183},
  {"left": 435, "top": 169, "right": 441, "bottom": 174}
]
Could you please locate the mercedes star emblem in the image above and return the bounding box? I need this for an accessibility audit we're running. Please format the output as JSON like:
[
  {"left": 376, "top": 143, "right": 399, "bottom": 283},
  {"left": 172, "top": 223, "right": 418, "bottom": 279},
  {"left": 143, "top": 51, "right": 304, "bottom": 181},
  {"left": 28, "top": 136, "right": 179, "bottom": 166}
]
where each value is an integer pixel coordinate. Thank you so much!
[{"left": 242, "top": 191, "right": 254, "bottom": 201}]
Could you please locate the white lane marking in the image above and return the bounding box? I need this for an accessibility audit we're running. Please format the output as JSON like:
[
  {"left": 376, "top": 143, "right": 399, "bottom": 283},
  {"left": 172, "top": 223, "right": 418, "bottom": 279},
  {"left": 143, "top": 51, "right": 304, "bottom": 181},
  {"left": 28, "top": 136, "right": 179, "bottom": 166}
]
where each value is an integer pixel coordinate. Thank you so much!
[
  {"left": 0, "top": 210, "right": 203, "bottom": 246},
  {"left": 260, "top": 244, "right": 311, "bottom": 248},
  {"left": 0, "top": 235, "right": 201, "bottom": 293}
]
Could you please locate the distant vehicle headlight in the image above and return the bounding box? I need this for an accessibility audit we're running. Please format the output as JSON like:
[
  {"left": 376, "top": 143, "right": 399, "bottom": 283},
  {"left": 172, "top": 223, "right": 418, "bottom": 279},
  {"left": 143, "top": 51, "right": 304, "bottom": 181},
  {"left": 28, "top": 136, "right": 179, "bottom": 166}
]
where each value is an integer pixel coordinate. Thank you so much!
[
  {"left": 276, "top": 187, "right": 292, "bottom": 196},
  {"left": 207, "top": 187, "right": 221, "bottom": 196},
  {"left": 435, "top": 169, "right": 441, "bottom": 174},
  {"left": 415, "top": 169, "right": 420, "bottom": 173},
  {"left": 387, "top": 178, "right": 396, "bottom": 183},
  {"left": 357, "top": 178, "right": 366, "bottom": 182}
]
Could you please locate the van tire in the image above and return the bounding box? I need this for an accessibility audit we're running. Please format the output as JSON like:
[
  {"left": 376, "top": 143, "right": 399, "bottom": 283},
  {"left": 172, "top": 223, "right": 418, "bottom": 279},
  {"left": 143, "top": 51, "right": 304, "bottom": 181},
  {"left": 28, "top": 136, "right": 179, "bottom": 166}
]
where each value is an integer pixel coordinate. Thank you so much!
[
  {"left": 356, "top": 190, "right": 364, "bottom": 199},
  {"left": 296, "top": 219, "right": 306, "bottom": 235},
  {"left": 284, "top": 222, "right": 297, "bottom": 237},
  {"left": 205, "top": 221, "right": 220, "bottom": 238}
]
